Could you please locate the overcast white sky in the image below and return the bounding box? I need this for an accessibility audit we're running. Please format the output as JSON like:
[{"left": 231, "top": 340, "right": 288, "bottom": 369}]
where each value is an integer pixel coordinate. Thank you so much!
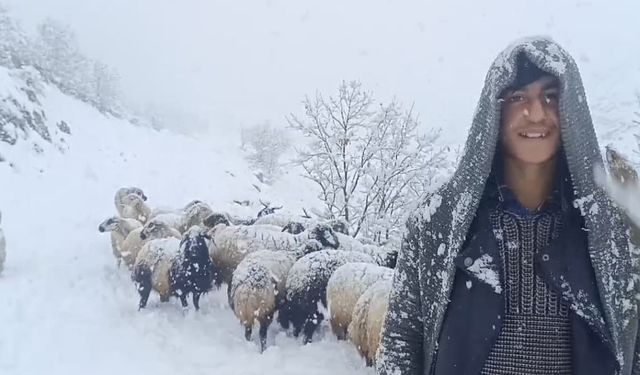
[{"left": 4, "top": 0, "right": 640, "bottom": 143}]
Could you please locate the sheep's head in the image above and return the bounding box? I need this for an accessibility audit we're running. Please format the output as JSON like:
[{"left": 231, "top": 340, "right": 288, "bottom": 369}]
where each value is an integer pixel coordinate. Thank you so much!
[
  {"left": 140, "top": 220, "right": 176, "bottom": 241},
  {"left": 121, "top": 193, "right": 145, "bottom": 208},
  {"left": 180, "top": 226, "right": 212, "bottom": 260},
  {"left": 183, "top": 199, "right": 204, "bottom": 210},
  {"left": 282, "top": 221, "right": 306, "bottom": 235},
  {"left": 118, "top": 187, "right": 147, "bottom": 202},
  {"left": 256, "top": 203, "right": 282, "bottom": 218},
  {"left": 98, "top": 217, "right": 119, "bottom": 233},
  {"left": 327, "top": 219, "right": 350, "bottom": 236},
  {"left": 379, "top": 249, "right": 398, "bottom": 268},
  {"left": 184, "top": 202, "right": 214, "bottom": 227},
  {"left": 297, "top": 239, "right": 323, "bottom": 257},
  {"left": 131, "top": 187, "right": 147, "bottom": 201},
  {"left": 203, "top": 213, "right": 231, "bottom": 228},
  {"left": 309, "top": 223, "right": 340, "bottom": 249}
]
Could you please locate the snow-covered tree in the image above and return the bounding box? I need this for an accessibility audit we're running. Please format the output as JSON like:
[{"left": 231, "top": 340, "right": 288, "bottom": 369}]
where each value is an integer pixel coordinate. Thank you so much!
[
  {"left": 289, "top": 81, "right": 446, "bottom": 242},
  {"left": 241, "top": 123, "right": 291, "bottom": 184},
  {"left": 33, "top": 19, "right": 91, "bottom": 99},
  {"left": 0, "top": 6, "right": 32, "bottom": 68},
  {"left": 89, "top": 61, "right": 122, "bottom": 114}
]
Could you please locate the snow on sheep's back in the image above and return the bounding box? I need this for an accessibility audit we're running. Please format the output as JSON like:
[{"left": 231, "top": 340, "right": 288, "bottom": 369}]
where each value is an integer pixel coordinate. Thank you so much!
[{"left": 0, "top": 66, "right": 365, "bottom": 375}]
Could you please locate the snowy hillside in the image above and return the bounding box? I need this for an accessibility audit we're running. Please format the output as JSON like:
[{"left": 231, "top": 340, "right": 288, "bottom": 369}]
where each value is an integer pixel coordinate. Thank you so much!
[{"left": 0, "top": 66, "right": 373, "bottom": 375}]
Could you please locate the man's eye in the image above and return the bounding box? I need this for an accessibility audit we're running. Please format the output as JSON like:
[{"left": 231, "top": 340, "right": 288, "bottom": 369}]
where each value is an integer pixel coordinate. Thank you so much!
[
  {"left": 544, "top": 92, "right": 559, "bottom": 104},
  {"left": 508, "top": 94, "right": 525, "bottom": 103}
]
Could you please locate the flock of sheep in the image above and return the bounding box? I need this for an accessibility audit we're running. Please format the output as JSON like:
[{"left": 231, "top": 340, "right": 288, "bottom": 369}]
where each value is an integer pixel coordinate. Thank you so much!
[{"left": 98, "top": 187, "right": 400, "bottom": 366}]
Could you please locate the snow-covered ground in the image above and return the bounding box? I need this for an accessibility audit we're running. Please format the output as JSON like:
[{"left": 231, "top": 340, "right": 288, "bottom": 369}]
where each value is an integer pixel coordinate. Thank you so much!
[{"left": 0, "top": 69, "right": 373, "bottom": 375}]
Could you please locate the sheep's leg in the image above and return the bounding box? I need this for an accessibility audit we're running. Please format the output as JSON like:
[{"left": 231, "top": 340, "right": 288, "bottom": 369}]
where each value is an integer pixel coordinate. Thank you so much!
[
  {"left": 192, "top": 293, "right": 201, "bottom": 310},
  {"left": 302, "top": 311, "right": 324, "bottom": 344},
  {"left": 179, "top": 293, "right": 188, "bottom": 308},
  {"left": 134, "top": 265, "right": 152, "bottom": 310},
  {"left": 259, "top": 314, "right": 273, "bottom": 353},
  {"left": 138, "top": 286, "right": 151, "bottom": 310},
  {"left": 365, "top": 357, "right": 374, "bottom": 367},
  {"left": 276, "top": 303, "right": 290, "bottom": 330},
  {"left": 292, "top": 323, "right": 302, "bottom": 338},
  {"left": 160, "top": 294, "right": 170, "bottom": 303},
  {"left": 244, "top": 325, "right": 252, "bottom": 341}
]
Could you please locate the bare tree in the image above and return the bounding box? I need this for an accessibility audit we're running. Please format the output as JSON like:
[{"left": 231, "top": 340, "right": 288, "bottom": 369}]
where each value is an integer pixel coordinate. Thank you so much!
[{"left": 289, "top": 81, "right": 446, "bottom": 241}]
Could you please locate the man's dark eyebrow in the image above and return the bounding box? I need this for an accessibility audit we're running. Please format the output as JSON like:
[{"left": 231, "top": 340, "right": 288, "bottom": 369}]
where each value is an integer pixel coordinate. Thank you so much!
[{"left": 542, "top": 78, "right": 559, "bottom": 90}]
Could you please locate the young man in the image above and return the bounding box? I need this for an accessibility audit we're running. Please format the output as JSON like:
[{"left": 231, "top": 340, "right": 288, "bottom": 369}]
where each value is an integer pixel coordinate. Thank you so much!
[{"left": 376, "top": 38, "right": 640, "bottom": 375}]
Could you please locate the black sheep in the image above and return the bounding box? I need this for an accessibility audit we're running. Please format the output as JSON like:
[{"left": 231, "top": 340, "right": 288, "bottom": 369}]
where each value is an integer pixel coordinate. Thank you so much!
[{"left": 169, "top": 227, "right": 215, "bottom": 310}]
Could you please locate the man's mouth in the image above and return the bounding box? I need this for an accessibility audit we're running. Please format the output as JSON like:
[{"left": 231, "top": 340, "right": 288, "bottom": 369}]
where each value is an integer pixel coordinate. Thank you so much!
[{"left": 518, "top": 131, "right": 549, "bottom": 139}]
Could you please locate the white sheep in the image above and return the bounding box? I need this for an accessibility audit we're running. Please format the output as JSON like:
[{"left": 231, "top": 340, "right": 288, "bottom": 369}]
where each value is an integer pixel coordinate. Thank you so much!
[
  {"left": 120, "top": 193, "right": 153, "bottom": 223},
  {"left": 229, "top": 241, "right": 319, "bottom": 352},
  {"left": 278, "top": 249, "right": 376, "bottom": 344},
  {"left": 348, "top": 278, "right": 393, "bottom": 366},
  {"left": 0, "top": 211, "right": 6, "bottom": 275},
  {"left": 119, "top": 219, "right": 181, "bottom": 269},
  {"left": 208, "top": 222, "right": 341, "bottom": 286},
  {"left": 326, "top": 263, "right": 394, "bottom": 340},
  {"left": 334, "top": 233, "right": 398, "bottom": 268},
  {"left": 132, "top": 236, "right": 181, "bottom": 309},
  {"left": 204, "top": 212, "right": 282, "bottom": 233},
  {"left": 121, "top": 194, "right": 213, "bottom": 234},
  {"left": 114, "top": 187, "right": 147, "bottom": 216},
  {"left": 98, "top": 216, "right": 143, "bottom": 267},
  {"left": 180, "top": 201, "right": 213, "bottom": 232},
  {"left": 131, "top": 221, "right": 185, "bottom": 309},
  {"left": 253, "top": 213, "right": 308, "bottom": 228}
]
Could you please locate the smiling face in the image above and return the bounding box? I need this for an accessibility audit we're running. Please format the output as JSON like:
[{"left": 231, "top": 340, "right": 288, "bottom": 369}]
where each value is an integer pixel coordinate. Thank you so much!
[{"left": 500, "top": 75, "right": 561, "bottom": 165}]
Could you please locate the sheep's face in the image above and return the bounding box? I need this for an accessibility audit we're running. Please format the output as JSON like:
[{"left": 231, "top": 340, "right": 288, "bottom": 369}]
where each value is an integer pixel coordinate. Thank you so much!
[
  {"left": 282, "top": 221, "right": 306, "bottom": 235},
  {"left": 185, "top": 203, "right": 213, "bottom": 226},
  {"left": 328, "top": 219, "right": 350, "bottom": 236},
  {"left": 310, "top": 224, "right": 340, "bottom": 249},
  {"left": 122, "top": 193, "right": 144, "bottom": 208},
  {"left": 98, "top": 217, "right": 119, "bottom": 233},
  {"left": 203, "top": 213, "right": 230, "bottom": 228},
  {"left": 180, "top": 228, "right": 212, "bottom": 260},
  {"left": 184, "top": 199, "right": 204, "bottom": 211},
  {"left": 299, "top": 239, "right": 323, "bottom": 256},
  {"left": 140, "top": 221, "right": 173, "bottom": 240},
  {"left": 128, "top": 187, "right": 147, "bottom": 201},
  {"left": 383, "top": 249, "right": 399, "bottom": 268}
]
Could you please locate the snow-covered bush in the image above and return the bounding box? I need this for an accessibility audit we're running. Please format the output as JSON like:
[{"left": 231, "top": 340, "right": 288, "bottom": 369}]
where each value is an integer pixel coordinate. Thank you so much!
[{"left": 240, "top": 122, "right": 291, "bottom": 184}]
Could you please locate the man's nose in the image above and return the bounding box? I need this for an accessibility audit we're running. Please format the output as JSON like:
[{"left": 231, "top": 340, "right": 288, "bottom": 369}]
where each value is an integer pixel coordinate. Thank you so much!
[{"left": 526, "top": 98, "right": 546, "bottom": 123}]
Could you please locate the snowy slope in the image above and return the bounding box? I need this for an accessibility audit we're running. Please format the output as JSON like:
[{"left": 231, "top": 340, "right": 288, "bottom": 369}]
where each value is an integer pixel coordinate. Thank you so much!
[{"left": 0, "top": 67, "right": 372, "bottom": 375}]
